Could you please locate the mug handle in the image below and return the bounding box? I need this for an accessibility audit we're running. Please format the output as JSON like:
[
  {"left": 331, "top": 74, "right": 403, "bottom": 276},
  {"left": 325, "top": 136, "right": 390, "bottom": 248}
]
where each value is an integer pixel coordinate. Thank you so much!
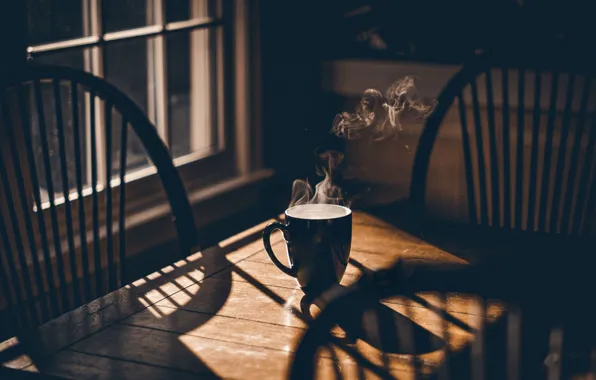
[{"left": 263, "top": 222, "right": 296, "bottom": 277}]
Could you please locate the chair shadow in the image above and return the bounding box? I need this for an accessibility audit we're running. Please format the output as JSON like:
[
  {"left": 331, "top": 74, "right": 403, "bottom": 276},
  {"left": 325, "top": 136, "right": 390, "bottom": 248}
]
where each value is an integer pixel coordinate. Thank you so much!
[
  {"left": 334, "top": 241, "right": 595, "bottom": 379},
  {"left": 299, "top": 261, "right": 446, "bottom": 357},
  {"left": 335, "top": 294, "right": 444, "bottom": 356},
  {"left": 3, "top": 222, "right": 280, "bottom": 379}
]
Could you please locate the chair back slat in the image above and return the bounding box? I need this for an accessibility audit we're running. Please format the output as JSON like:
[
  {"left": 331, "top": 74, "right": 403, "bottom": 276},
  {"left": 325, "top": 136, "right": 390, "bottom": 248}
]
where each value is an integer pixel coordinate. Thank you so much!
[
  {"left": 573, "top": 117, "right": 596, "bottom": 236},
  {"left": 53, "top": 80, "right": 81, "bottom": 308},
  {"left": 70, "top": 82, "right": 92, "bottom": 302},
  {"left": 470, "top": 80, "right": 489, "bottom": 227},
  {"left": 458, "top": 92, "right": 478, "bottom": 226},
  {"left": 88, "top": 90, "right": 103, "bottom": 299},
  {"left": 33, "top": 78, "right": 71, "bottom": 313},
  {"left": 104, "top": 100, "right": 116, "bottom": 292},
  {"left": 0, "top": 241, "right": 15, "bottom": 313},
  {"left": 514, "top": 69, "right": 526, "bottom": 230},
  {"left": 537, "top": 72, "right": 560, "bottom": 232},
  {"left": 560, "top": 76, "right": 593, "bottom": 235},
  {"left": 501, "top": 68, "right": 512, "bottom": 229},
  {"left": 549, "top": 75, "right": 576, "bottom": 233},
  {"left": 118, "top": 116, "right": 128, "bottom": 286},
  {"left": 484, "top": 70, "right": 501, "bottom": 228},
  {"left": 527, "top": 71, "right": 543, "bottom": 232}
]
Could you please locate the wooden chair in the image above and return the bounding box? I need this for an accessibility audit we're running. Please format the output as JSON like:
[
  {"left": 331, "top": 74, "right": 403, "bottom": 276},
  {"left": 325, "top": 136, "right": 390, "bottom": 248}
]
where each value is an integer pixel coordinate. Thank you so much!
[
  {"left": 0, "top": 64, "right": 197, "bottom": 338},
  {"left": 409, "top": 52, "right": 596, "bottom": 238}
]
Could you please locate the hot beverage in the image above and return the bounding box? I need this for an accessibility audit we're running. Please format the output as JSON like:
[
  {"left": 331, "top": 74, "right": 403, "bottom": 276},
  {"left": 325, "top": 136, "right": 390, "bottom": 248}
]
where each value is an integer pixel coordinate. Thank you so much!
[{"left": 263, "top": 204, "right": 352, "bottom": 295}]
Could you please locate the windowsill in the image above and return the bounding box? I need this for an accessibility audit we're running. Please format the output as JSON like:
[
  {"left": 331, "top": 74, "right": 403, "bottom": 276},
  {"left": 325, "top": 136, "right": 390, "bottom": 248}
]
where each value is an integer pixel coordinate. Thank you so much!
[
  {"left": 124, "top": 168, "right": 276, "bottom": 257},
  {"left": 37, "top": 146, "right": 219, "bottom": 210}
]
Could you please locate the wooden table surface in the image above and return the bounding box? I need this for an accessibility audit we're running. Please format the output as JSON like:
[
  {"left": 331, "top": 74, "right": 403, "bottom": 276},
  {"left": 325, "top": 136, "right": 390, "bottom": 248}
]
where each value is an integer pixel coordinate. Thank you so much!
[{"left": 0, "top": 211, "right": 590, "bottom": 379}]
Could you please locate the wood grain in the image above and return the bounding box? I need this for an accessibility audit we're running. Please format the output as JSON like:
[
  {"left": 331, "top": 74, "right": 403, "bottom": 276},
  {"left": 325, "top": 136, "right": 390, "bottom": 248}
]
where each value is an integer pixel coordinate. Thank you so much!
[{"left": 2, "top": 211, "right": 589, "bottom": 379}]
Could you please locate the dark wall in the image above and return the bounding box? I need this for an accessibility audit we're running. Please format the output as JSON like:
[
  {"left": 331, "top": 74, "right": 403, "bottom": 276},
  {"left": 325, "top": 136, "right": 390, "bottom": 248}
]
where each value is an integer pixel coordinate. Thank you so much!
[
  {"left": 259, "top": 2, "right": 341, "bottom": 188},
  {"left": 259, "top": 0, "right": 596, "bottom": 192},
  {"left": 0, "top": 2, "right": 27, "bottom": 71}
]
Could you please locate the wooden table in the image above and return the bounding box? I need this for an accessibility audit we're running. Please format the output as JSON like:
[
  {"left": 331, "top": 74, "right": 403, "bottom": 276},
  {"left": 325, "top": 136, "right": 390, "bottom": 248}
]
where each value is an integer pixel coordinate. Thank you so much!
[{"left": 0, "top": 211, "right": 588, "bottom": 379}]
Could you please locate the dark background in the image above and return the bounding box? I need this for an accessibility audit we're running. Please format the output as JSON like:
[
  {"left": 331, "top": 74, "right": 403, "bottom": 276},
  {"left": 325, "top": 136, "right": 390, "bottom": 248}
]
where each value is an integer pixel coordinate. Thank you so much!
[{"left": 259, "top": 0, "right": 596, "bottom": 189}]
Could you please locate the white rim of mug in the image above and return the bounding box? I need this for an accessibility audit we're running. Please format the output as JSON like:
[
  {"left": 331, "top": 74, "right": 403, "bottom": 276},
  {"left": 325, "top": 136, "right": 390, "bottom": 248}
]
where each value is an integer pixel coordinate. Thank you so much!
[{"left": 284, "top": 204, "right": 352, "bottom": 220}]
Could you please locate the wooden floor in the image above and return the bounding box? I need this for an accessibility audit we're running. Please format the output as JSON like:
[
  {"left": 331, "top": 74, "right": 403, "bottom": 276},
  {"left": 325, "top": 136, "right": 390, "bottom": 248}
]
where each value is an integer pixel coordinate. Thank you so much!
[{"left": 0, "top": 211, "right": 593, "bottom": 379}]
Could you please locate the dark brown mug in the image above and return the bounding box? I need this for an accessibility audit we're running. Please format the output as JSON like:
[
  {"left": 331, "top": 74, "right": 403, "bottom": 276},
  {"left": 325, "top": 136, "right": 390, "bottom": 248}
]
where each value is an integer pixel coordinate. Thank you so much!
[{"left": 263, "top": 204, "right": 352, "bottom": 295}]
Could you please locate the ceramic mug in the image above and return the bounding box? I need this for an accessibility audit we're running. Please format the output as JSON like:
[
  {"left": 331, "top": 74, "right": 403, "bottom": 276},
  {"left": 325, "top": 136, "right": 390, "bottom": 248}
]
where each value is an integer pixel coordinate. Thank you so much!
[{"left": 263, "top": 204, "right": 352, "bottom": 295}]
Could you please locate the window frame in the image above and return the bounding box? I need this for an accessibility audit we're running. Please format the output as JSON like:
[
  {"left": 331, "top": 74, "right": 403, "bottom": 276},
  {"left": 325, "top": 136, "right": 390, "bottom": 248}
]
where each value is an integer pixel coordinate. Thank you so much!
[
  {"left": 22, "top": 0, "right": 254, "bottom": 210},
  {"left": 2, "top": 0, "right": 263, "bottom": 261}
]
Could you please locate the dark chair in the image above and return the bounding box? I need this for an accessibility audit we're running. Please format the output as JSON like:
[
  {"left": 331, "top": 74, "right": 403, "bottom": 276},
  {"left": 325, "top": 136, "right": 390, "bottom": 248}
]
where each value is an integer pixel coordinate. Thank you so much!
[
  {"left": 289, "top": 260, "right": 596, "bottom": 379},
  {"left": 410, "top": 52, "right": 596, "bottom": 238},
  {"left": 0, "top": 64, "right": 197, "bottom": 338},
  {"left": 405, "top": 51, "right": 596, "bottom": 333}
]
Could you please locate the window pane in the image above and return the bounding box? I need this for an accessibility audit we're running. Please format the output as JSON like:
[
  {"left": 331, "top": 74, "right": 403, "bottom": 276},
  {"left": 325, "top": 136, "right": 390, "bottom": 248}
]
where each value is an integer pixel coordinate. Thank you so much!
[
  {"left": 26, "top": 0, "right": 85, "bottom": 45},
  {"left": 105, "top": 39, "right": 149, "bottom": 114},
  {"left": 110, "top": 109, "right": 150, "bottom": 177},
  {"left": 105, "top": 38, "right": 151, "bottom": 173},
  {"left": 166, "top": 31, "right": 190, "bottom": 158},
  {"left": 26, "top": 81, "right": 88, "bottom": 203},
  {"left": 167, "top": 27, "right": 219, "bottom": 158},
  {"left": 102, "top": 0, "right": 150, "bottom": 33},
  {"left": 31, "top": 48, "right": 85, "bottom": 70},
  {"left": 166, "top": 0, "right": 190, "bottom": 22},
  {"left": 166, "top": 0, "right": 217, "bottom": 23}
]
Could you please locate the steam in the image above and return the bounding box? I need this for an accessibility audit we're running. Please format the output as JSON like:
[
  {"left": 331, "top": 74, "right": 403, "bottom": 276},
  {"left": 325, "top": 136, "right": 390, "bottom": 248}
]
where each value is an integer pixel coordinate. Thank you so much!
[
  {"left": 289, "top": 77, "right": 435, "bottom": 209},
  {"left": 289, "top": 150, "right": 347, "bottom": 208},
  {"left": 331, "top": 76, "right": 434, "bottom": 142}
]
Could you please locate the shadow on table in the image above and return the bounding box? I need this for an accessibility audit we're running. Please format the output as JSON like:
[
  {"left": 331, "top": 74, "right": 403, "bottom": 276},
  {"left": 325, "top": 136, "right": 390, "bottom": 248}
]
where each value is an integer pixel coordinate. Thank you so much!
[
  {"left": 301, "top": 290, "right": 445, "bottom": 357},
  {"left": 299, "top": 259, "right": 596, "bottom": 378},
  {"left": 1, "top": 220, "right": 282, "bottom": 379}
]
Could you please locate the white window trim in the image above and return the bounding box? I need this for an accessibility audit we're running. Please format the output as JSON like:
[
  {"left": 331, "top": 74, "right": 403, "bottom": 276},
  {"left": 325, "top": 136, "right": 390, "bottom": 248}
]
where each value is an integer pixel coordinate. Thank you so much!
[{"left": 26, "top": 0, "right": 252, "bottom": 203}]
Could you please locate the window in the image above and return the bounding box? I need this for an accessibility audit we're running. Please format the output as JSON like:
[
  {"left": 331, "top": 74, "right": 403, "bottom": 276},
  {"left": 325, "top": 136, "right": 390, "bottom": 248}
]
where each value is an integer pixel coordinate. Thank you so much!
[
  {"left": 24, "top": 0, "right": 240, "bottom": 205},
  {"left": 0, "top": 0, "right": 260, "bottom": 296}
]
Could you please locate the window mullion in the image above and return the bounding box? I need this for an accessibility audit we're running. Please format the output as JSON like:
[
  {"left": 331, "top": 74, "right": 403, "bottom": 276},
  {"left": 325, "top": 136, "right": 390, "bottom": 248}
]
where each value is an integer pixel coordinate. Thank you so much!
[
  {"left": 190, "top": 0, "right": 212, "bottom": 153},
  {"left": 233, "top": 0, "right": 250, "bottom": 175},
  {"left": 148, "top": 0, "right": 169, "bottom": 146},
  {"left": 215, "top": 2, "right": 225, "bottom": 153},
  {"left": 84, "top": 0, "right": 107, "bottom": 187}
]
